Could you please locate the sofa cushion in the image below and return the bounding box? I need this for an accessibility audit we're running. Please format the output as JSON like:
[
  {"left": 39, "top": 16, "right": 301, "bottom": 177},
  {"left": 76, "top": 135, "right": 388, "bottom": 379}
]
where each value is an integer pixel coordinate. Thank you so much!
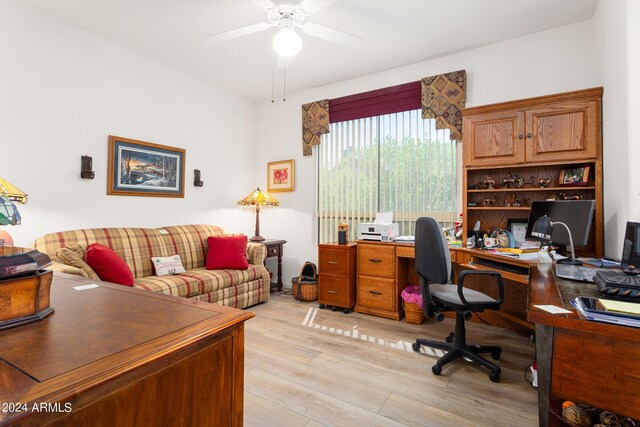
[
  {"left": 85, "top": 243, "right": 134, "bottom": 286},
  {"left": 151, "top": 254, "right": 186, "bottom": 276},
  {"left": 133, "top": 265, "right": 265, "bottom": 298},
  {"left": 55, "top": 244, "right": 100, "bottom": 280},
  {"left": 206, "top": 235, "right": 248, "bottom": 270}
]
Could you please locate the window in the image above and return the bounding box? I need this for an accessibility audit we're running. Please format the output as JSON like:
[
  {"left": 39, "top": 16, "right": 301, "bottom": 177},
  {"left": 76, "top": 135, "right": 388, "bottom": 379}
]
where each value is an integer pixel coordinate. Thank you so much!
[{"left": 317, "top": 109, "right": 457, "bottom": 243}]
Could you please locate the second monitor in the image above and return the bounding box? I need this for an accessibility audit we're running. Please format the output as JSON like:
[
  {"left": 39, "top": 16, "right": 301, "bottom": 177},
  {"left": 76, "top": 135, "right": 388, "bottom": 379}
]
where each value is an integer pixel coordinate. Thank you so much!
[{"left": 526, "top": 200, "right": 596, "bottom": 248}]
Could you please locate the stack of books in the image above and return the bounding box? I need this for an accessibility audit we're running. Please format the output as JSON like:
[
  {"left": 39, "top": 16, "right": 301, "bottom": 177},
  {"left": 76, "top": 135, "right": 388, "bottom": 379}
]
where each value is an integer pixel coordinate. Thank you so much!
[{"left": 571, "top": 297, "right": 640, "bottom": 328}]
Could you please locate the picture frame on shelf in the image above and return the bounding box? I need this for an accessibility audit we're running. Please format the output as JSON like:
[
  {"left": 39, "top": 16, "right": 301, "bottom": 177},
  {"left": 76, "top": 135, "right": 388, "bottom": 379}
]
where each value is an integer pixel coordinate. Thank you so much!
[
  {"left": 558, "top": 165, "right": 590, "bottom": 187},
  {"left": 507, "top": 218, "right": 529, "bottom": 248},
  {"left": 267, "top": 159, "right": 295, "bottom": 192},
  {"left": 107, "top": 135, "right": 185, "bottom": 198}
]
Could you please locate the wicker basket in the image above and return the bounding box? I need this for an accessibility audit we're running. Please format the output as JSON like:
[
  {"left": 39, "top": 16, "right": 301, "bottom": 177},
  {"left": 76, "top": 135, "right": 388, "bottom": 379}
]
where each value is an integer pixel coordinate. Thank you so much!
[
  {"left": 291, "top": 261, "right": 318, "bottom": 302},
  {"left": 403, "top": 301, "right": 424, "bottom": 325}
]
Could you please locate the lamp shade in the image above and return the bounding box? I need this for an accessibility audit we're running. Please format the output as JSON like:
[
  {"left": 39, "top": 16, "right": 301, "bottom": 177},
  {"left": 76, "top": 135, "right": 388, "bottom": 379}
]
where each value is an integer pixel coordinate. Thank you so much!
[
  {"left": 237, "top": 188, "right": 279, "bottom": 207},
  {"left": 0, "top": 196, "right": 21, "bottom": 226},
  {"left": 0, "top": 177, "right": 28, "bottom": 204},
  {"left": 531, "top": 215, "right": 553, "bottom": 240}
]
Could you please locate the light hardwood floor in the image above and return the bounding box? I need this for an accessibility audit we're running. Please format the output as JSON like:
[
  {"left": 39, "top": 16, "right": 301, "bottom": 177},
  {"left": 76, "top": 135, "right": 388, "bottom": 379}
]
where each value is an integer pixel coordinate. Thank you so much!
[{"left": 244, "top": 293, "right": 538, "bottom": 427}]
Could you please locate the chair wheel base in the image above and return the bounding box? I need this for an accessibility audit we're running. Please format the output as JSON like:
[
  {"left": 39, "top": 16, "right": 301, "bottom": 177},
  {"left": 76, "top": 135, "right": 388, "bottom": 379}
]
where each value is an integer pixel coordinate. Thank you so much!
[
  {"left": 491, "top": 351, "right": 501, "bottom": 360},
  {"left": 318, "top": 304, "right": 326, "bottom": 309},
  {"left": 489, "top": 370, "right": 500, "bottom": 382},
  {"left": 412, "top": 342, "right": 421, "bottom": 352},
  {"left": 445, "top": 333, "right": 454, "bottom": 343},
  {"left": 432, "top": 365, "right": 442, "bottom": 375}
]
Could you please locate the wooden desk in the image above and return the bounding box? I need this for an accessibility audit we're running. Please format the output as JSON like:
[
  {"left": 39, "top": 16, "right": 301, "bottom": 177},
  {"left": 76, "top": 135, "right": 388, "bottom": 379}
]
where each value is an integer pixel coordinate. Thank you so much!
[
  {"left": 263, "top": 239, "right": 287, "bottom": 291},
  {"left": 528, "top": 265, "right": 640, "bottom": 426},
  {"left": 354, "top": 241, "right": 533, "bottom": 331},
  {"left": 0, "top": 273, "right": 252, "bottom": 427}
]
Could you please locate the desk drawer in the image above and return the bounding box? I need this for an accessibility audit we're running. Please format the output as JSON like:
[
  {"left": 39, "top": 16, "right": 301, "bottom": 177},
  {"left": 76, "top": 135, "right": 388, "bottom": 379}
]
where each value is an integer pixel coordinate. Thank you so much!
[
  {"left": 318, "top": 276, "right": 354, "bottom": 308},
  {"left": 357, "top": 276, "right": 394, "bottom": 311},
  {"left": 357, "top": 245, "right": 394, "bottom": 278},
  {"left": 319, "top": 249, "right": 350, "bottom": 277},
  {"left": 265, "top": 245, "right": 281, "bottom": 258}
]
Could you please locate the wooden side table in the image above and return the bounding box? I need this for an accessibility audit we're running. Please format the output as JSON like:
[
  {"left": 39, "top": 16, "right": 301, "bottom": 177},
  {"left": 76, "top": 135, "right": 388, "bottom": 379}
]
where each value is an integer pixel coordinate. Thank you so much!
[{"left": 263, "top": 239, "right": 287, "bottom": 291}]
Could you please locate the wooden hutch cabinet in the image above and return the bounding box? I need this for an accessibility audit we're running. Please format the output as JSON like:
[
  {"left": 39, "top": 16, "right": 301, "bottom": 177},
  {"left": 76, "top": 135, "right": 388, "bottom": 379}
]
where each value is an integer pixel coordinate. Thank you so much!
[{"left": 462, "top": 87, "right": 604, "bottom": 257}]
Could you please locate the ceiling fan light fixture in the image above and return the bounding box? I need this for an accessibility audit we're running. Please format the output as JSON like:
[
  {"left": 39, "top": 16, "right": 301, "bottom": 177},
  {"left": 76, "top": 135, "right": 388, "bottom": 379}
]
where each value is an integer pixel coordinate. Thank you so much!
[{"left": 273, "top": 27, "right": 302, "bottom": 56}]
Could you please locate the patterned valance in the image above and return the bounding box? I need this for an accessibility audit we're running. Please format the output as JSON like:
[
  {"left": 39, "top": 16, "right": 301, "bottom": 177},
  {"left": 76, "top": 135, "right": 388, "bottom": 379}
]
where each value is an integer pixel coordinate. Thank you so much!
[
  {"left": 421, "top": 70, "right": 466, "bottom": 141},
  {"left": 302, "top": 99, "right": 330, "bottom": 156}
]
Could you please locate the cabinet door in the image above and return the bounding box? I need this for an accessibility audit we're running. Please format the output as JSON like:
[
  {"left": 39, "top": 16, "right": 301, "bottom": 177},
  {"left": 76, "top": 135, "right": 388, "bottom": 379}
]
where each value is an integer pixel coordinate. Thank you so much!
[
  {"left": 525, "top": 100, "right": 598, "bottom": 162},
  {"left": 463, "top": 110, "right": 525, "bottom": 167}
]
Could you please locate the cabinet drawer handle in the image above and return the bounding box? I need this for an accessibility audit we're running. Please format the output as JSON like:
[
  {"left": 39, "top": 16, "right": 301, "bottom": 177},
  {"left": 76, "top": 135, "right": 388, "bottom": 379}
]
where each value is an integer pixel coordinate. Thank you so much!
[
  {"left": 526, "top": 132, "right": 532, "bottom": 138},
  {"left": 328, "top": 290, "right": 338, "bottom": 294},
  {"left": 369, "top": 259, "right": 382, "bottom": 263},
  {"left": 328, "top": 261, "right": 338, "bottom": 265},
  {"left": 369, "top": 290, "right": 382, "bottom": 295},
  {"left": 517, "top": 133, "right": 524, "bottom": 139}
]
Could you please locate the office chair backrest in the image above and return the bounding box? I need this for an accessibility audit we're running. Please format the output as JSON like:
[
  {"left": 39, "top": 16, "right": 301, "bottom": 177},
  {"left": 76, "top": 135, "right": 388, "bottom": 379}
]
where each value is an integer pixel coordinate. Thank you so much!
[{"left": 415, "top": 217, "right": 451, "bottom": 284}]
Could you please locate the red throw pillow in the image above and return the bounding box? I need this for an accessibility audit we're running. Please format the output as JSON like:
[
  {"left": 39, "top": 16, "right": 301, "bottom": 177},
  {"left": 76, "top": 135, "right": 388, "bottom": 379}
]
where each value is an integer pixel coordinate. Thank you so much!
[
  {"left": 206, "top": 235, "right": 249, "bottom": 270},
  {"left": 85, "top": 243, "right": 134, "bottom": 286}
]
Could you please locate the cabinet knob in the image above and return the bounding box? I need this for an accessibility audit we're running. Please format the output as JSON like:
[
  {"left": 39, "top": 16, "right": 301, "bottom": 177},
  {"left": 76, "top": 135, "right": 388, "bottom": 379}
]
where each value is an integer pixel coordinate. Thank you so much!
[
  {"left": 328, "top": 290, "right": 338, "bottom": 294},
  {"left": 369, "top": 259, "right": 382, "bottom": 263},
  {"left": 518, "top": 134, "right": 524, "bottom": 139},
  {"left": 328, "top": 261, "right": 338, "bottom": 265},
  {"left": 369, "top": 290, "right": 382, "bottom": 295},
  {"left": 526, "top": 133, "right": 533, "bottom": 138}
]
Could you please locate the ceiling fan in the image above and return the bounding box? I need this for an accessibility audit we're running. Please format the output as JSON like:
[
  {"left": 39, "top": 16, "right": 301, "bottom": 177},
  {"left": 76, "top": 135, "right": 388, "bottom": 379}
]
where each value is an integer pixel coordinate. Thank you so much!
[{"left": 204, "top": 0, "right": 363, "bottom": 57}]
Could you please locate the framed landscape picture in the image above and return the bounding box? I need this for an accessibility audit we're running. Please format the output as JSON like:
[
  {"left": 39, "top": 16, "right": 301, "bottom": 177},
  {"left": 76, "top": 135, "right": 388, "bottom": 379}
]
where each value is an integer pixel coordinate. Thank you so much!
[
  {"left": 107, "top": 136, "right": 185, "bottom": 198},
  {"left": 267, "top": 159, "right": 294, "bottom": 192}
]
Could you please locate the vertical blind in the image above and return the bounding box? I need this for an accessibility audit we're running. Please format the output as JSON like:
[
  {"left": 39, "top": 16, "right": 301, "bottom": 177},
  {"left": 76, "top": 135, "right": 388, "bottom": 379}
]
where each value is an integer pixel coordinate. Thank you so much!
[{"left": 317, "top": 109, "right": 457, "bottom": 243}]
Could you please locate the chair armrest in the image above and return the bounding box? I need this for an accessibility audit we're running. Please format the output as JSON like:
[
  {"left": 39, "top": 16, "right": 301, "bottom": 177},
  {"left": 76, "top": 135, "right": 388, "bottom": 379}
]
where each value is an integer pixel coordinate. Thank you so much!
[
  {"left": 457, "top": 270, "right": 504, "bottom": 307},
  {"left": 246, "top": 242, "right": 267, "bottom": 265},
  {"left": 49, "top": 261, "right": 89, "bottom": 278}
]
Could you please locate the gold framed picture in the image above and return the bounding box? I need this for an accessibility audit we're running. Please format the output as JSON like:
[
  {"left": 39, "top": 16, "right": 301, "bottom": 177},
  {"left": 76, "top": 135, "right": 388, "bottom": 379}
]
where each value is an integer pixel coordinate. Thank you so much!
[
  {"left": 107, "top": 135, "right": 185, "bottom": 198},
  {"left": 267, "top": 159, "right": 294, "bottom": 192}
]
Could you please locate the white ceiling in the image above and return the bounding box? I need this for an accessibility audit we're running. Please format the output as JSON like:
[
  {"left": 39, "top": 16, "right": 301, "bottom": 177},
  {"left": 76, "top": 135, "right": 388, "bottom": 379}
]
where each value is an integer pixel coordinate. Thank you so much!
[{"left": 19, "top": 0, "right": 598, "bottom": 101}]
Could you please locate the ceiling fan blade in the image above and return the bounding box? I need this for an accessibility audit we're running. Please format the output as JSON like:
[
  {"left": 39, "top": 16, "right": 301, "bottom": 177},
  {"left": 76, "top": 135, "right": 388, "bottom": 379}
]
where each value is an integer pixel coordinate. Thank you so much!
[
  {"left": 250, "top": 0, "right": 277, "bottom": 11},
  {"left": 203, "top": 23, "right": 272, "bottom": 44},
  {"left": 302, "top": 23, "right": 362, "bottom": 48},
  {"left": 298, "top": 0, "right": 341, "bottom": 14}
]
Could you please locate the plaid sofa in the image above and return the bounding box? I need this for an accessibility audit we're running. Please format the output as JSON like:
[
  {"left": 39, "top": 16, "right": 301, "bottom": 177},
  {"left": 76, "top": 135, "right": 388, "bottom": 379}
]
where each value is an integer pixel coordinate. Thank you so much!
[{"left": 33, "top": 224, "right": 270, "bottom": 309}]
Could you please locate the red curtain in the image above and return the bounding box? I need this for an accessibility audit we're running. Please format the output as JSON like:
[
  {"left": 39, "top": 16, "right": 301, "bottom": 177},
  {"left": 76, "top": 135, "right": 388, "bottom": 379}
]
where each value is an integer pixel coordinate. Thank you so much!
[{"left": 329, "top": 81, "right": 421, "bottom": 124}]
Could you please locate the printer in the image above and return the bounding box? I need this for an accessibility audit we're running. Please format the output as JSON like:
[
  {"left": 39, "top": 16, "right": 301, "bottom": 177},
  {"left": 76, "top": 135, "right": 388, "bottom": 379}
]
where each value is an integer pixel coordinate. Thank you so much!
[{"left": 358, "top": 223, "right": 399, "bottom": 242}]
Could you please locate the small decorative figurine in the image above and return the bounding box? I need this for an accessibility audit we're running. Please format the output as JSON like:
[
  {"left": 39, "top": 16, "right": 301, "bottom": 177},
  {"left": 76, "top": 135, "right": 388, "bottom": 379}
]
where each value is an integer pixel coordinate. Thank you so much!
[
  {"left": 503, "top": 194, "right": 517, "bottom": 206},
  {"left": 516, "top": 176, "right": 537, "bottom": 188},
  {"left": 454, "top": 213, "right": 463, "bottom": 238},
  {"left": 538, "top": 176, "right": 554, "bottom": 188},
  {"left": 558, "top": 192, "right": 584, "bottom": 201},
  {"left": 482, "top": 196, "right": 497, "bottom": 207},
  {"left": 521, "top": 197, "right": 530, "bottom": 206},
  {"left": 501, "top": 174, "right": 515, "bottom": 189},
  {"left": 546, "top": 192, "right": 559, "bottom": 201},
  {"left": 481, "top": 175, "right": 495, "bottom": 189}
]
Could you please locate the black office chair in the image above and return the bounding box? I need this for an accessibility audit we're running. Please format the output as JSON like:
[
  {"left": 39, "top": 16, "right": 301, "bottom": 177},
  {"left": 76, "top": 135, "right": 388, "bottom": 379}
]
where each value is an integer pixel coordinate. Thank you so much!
[{"left": 411, "top": 217, "right": 504, "bottom": 382}]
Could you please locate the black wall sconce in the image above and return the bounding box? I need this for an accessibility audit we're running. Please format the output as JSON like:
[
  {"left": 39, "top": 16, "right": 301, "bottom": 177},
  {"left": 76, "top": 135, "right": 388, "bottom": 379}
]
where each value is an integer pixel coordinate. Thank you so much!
[
  {"left": 194, "top": 169, "right": 204, "bottom": 187},
  {"left": 81, "top": 155, "right": 95, "bottom": 179}
]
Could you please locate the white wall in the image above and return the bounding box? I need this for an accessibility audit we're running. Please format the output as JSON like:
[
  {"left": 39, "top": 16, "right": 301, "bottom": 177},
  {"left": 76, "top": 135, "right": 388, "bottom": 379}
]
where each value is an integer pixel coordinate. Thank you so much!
[
  {"left": 254, "top": 21, "right": 600, "bottom": 283},
  {"left": 593, "top": 0, "right": 629, "bottom": 258},
  {"left": 0, "top": 1, "right": 258, "bottom": 247},
  {"left": 626, "top": 0, "right": 640, "bottom": 221}
]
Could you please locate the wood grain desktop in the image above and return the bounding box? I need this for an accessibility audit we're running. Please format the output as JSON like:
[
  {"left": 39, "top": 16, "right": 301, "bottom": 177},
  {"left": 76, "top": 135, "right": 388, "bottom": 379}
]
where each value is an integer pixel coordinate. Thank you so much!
[{"left": 0, "top": 273, "right": 252, "bottom": 427}]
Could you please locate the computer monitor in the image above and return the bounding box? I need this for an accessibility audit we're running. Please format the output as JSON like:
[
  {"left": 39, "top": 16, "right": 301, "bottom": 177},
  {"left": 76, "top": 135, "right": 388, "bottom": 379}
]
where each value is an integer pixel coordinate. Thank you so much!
[
  {"left": 621, "top": 221, "right": 640, "bottom": 269},
  {"left": 525, "top": 200, "right": 595, "bottom": 247}
]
